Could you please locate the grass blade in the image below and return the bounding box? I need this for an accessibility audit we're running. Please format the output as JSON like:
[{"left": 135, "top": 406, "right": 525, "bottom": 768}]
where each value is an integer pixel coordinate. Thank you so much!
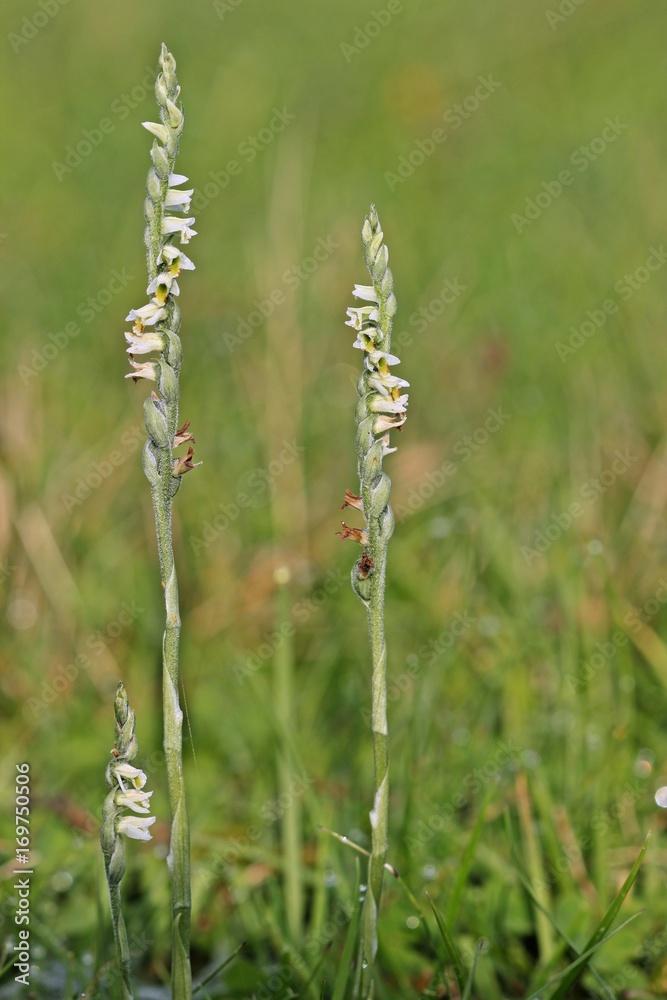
[
  {"left": 462, "top": 939, "right": 484, "bottom": 1000},
  {"left": 549, "top": 833, "right": 649, "bottom": 1000},
  {"left": 193, "top": 940, "right": 246, "bottom": 994},
  {"left": 523, "top": 911, "right": 644, "bottom": 1000},
  {"left": 446, "top": 784, "right": 493, "bottom": 928},
  {"left": 332, "top": 861, "right": 364, "bottom": 1000},
  {"left": 426, "top": 892, "right": 466, "bottom": 996},
  {"left": 514, "top": 868, "right": 615, "bottom": 999}
]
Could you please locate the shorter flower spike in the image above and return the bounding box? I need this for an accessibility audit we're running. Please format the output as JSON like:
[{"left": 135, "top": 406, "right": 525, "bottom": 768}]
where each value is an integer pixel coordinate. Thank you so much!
[{"left": 100, "top": 683, "right": 156, "bottom": 998}]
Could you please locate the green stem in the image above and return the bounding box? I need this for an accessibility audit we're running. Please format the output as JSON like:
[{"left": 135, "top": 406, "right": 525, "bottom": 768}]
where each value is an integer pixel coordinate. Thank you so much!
[
  {"left": 106, "top": 877, "right": 134, "bottom": 1000},
  {"left": 359, "top": 492, "right": 392, "bottom": 998},
  {"left": 150, "top": 442, "right": 193, "bottom": 999}
]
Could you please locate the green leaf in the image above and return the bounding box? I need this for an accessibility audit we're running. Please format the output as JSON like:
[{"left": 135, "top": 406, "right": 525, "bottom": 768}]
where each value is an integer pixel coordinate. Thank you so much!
[
  {"left": 462, "top": 940, "right": 484, "bottom": 1000},
  {"left": 523, "top": 911, "right": 644, "bottom": 1000},
  {"left": 332, "top": 861, "right": 364, "bottom": 1000},
  {"left": 549, "top": 833, "right": 649, "bottom": 1000},
  {"left": 426, "top": 892, "right": 466, "bottom": 996},
  {"left": 193, "top": 940, "right": 246, "bottom": 994}
]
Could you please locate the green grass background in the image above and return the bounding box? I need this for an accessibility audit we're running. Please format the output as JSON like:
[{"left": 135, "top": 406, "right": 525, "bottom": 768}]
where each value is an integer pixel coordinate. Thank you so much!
[{"left": 2, "top": 0, "right": 667, "bottom": 995}]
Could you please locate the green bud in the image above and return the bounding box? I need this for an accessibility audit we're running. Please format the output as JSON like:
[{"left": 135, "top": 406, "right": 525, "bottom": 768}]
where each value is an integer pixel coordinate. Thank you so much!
[
  {"left": 147, "top": 167, "right": 162, "bottom": 200},
  {"left": 351, "top": 566, "right": 371, "bottom": 605},
  {"left": 150, "top": 141, "right": 170, "bottom": 180},
  {"left": 380, "top": 266, "right": 393, "bottom": 299},
  {"left": 158, "top": 361, "right": 179, "bottom": 405},
  {"left": 362, "top": 440, "right": 383, "bottom": 486},
  {"left": 106, "top": 838, "right": 127, "bottom": 886},
  {"left": 369, "top": 231, "right": 384, "bottom": 262},
  {"left": 362, "top": 217, "right": 373, "bottom": 246},
  {"left": 170, "top": 301, "right": 182, "bottom": 335},
  {"left": 378, "top": 505, "right": 395, "bottom": 545},
  {"left": 372, "top": 244, "right": 388, "bottom": 281},
  {"left": 155, "top": 74, "right": 169, "bottom": 107},
  {"left": 370, "top": 472, "right": 392, "bottom": 514},
  {"left": 163, "top": 330, "right": 183, "bottom": 368},
  {"left": 141, "top": 439, "right": 160, "bottom": 487},
  {"left": 144, "top": 397, "right": 171, "bottom": 449},
  {"left": 166, "top": 99, "right": 183, "bottom": 128}
]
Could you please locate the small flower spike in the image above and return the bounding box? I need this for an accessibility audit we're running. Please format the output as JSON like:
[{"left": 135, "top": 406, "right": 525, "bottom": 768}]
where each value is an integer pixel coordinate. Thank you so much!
[{"left": 100, "top": 683, "right": 156, "bottom": 998}]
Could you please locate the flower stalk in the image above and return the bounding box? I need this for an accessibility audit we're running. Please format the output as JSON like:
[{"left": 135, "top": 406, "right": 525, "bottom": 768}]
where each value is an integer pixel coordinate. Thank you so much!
[
  {"left": 123, "top": 43, "right": 199, "bottom": 1000},
  {"left": 339, "top": 206, "right": 407, "bottom": 995},
  {"left": 101, "top": 683, "right": 156, "bottom": 1000}
]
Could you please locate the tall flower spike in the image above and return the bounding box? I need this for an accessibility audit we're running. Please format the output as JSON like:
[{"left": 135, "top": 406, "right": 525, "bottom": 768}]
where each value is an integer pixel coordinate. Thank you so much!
[
  {"left": 122, "top": 44, "right": 195, "bottom": 999},
  {"left": 100, "top": 683, "right": 155, "bottom": 1000},
  {"left": 339, "top": 206, "right": 408, "bottom": 996}
]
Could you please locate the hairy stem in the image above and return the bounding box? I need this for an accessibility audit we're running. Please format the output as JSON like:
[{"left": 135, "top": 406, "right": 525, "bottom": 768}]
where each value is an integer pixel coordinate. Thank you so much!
[
  {"left": 106, "top": 878, "right": 134, "bottom": 1000},
  {"left": 150, "top": 455, "right": 192, "bottom": 997},
  {"left": 360, "top": 506, "right": 391, "bottom": 998}
]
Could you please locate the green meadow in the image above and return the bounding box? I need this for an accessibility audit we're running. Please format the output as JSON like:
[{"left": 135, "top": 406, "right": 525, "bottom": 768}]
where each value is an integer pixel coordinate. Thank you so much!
[{"left": 2, "top": 0, "right": 667, "bottom": 995}]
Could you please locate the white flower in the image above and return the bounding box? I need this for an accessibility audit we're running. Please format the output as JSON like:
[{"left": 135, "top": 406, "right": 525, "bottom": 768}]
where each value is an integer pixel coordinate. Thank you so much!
[
  {"left": 113, "top": 763, "right": 148, "bottom": 790},
  {"left": 161, "top": 216, "right": 197, "bottom": 244},
  {"left": 365, "top": 349, "right": 401, "bottom": 368},
  {"left": 116, "top": 815, "right": 156, "bottom": 842},
  {"left": 368, "top": 372, "right": 410, "bottom": 396},
  {"left": 352, "top": 332, "right": 375, "bottom": 353},
  {"left": 126, "top": 302, "right": 167, "bottom": 327},
  {"left": 125, "top": 331, "right": 165, "bottom": 355},
  {"left": 158, "top": 244, "right": 195, "bottom": 275},
  {"left": 373, "top": 413, "right": 407, "bottom": 434},
  {"left": 345, "top": 306, "right": 380, "bottom": 332},
  {"left": 352, "top": 284, "right": 379, "bottom": 303},
  {"left": 169, "top": 172, "right": 189, "bottom": 186},
  {"left": 165, "top": 188, "right": 194, "bottom": 213},
  {"left": 142, "top": 121, "right": 169, "bottom": 143},
  {"left": 125, "top": 361, "right": 159, "bottom": 382},
  {"left": 369, "top": 394, "right": 409, "bottom": 415},
  {"left": 116, "top": 788, "right": 153, "bottom": 814},
  {"left": 147, "top": 274, "right": 180, "bottom": 298}
]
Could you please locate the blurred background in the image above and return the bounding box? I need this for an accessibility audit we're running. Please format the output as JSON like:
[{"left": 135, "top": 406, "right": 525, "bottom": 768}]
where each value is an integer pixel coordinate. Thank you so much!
[{"left": 2, "top": 0, "right": 667, "bottom": 995}]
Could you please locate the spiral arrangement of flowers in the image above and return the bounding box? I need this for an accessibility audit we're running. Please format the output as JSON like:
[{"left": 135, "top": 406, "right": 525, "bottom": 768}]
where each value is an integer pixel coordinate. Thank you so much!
[{"left": 338, "top": 206, "right": 408, "bottom": 991}]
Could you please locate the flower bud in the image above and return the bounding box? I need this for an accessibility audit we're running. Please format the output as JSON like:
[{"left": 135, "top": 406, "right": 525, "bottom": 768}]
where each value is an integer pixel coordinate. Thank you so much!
[
  {"left": 150, "top": 142, "right": 170, "bottom": 179},
  {"left": 147, "top": 167, "right": 162, "bottom": 200},
  {"left": 142, "top": 439, "right": 160, "bottom": 487},
  {"left": 144, "top": 396, "right": 171, "bottom": 449},
  {"left": 166, "top": 99, "right": 183, "bottom": 128}
]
